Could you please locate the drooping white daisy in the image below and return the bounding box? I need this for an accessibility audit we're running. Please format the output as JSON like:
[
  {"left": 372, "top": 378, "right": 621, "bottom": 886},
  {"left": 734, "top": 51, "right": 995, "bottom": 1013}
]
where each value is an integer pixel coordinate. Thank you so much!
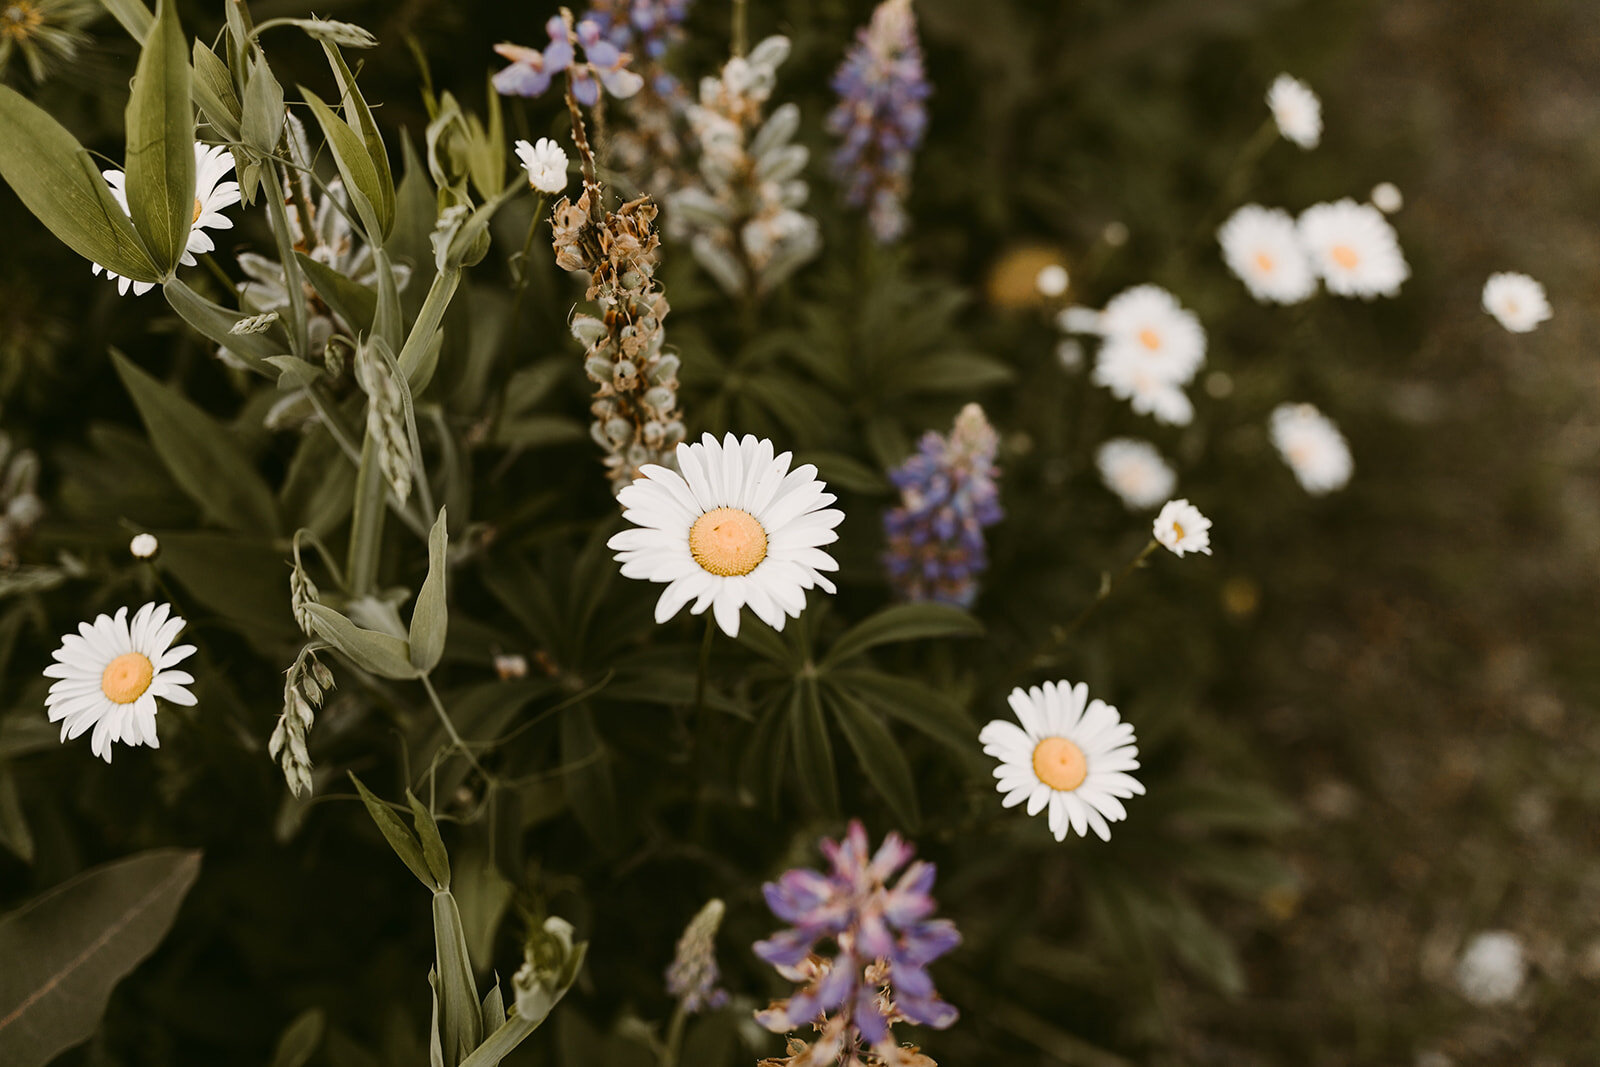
[
  {"left": 1096, "top": 284, "right": 1207, "bottom": 384},
  {"left": 980, "top": 680, "right": 1144, "bottom": 842},
  {"left": 1370, "top": 182, "right": 1403, "bottom": 214},
  {"left": 1153, "top": 498, "right": 1211, "bottom": 557},
  {"left": 1455, "top": 931, "right": 1526, "bottom": 1007},
  {"left": 1218, "top": 204, "right": 1317, "bottom": 305},
  {"left": 1092, "top": 346, "right": 1195, "bottom": 426},
  {"left": 1297, "top": 199, "right": 1409, "bottom": 299},
  {"left": 93, "top": 142, "right": 241, "bottom": 296},
  {"left": 129, "top": 533, "right": 159, "bottom": 559},
  {"left": 1095, "top": 438, "right": 1176, "bottom": 510},
  {"left": 608, "top": 433, "right": 843, "bottom": 638},
  {"left": 514, "top": 137, "right": 570, "bottom": 195},
  {"left": 1035, "top": 263, "right": 1069, "bottom": 298},
  {"left": 1481, "top": 272, "right": 1551, "bottom": 333},
  {"left": 1267, "top": 73, "right": 1321, "bottom": 149},
  {"left": 44, "top": 602, "right": 197, "bottom": 762},
  {"left": 1269, "top": 403, "right": 1353, "bottom": 495}
]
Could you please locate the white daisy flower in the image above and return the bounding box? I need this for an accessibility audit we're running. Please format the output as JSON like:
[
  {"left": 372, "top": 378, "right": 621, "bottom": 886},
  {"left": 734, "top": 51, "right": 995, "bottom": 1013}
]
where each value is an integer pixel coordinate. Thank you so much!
[
  {"left": 1267, "top": 73, "right": 1321, "bottom": 149},
  {"left": 1297, "top": 199, "right": 1409, "bottom": 299},
  {"left": 1095, "top": 438, "right": 1176, "bottom": 510},
  {"left": 1096, "top": 284, "right": 1206, "bottom": 384},
  {"left": 1481, "top": 272, "right": 1551, "bottom": 333},
  {"left": 1269, "top": 402, "right": 1353, "bottom": 495},
  {"left": 1055, "top": 305, "right": 1103, "bottom": 335},
  {"left": 93, "top": 142, "right": 241, "bottom": 296},
  {"left": 129, "top": 533, "right": 160, "bottom": 559},
  {"left": 1153, "top": 498, "right": 1211, "bottom": 557},
  {"left": 43, "top": 602, "right": 197, "bottom": 762},
  {"left": 1218, "top": 205, "right": 1317, "bottom": 305},
  {"left": 514, "top": 137, "right": 570, "bottom": 195},
  {"left": 1370, "top": 182, "right": 1403, "bottom": 214},
  {"left": 608, "top": 433, "right": 843, "bottom": 638},
  {"left": 1455, "top": 931, "right": 1526, "bottom": 1007},
  {"left": 1035, "top": 263, "right": 1069, "bottom": 298},
  {"left": 980, "top": 680, "right": 1144, "bottom": 842},
  {"left": 1092, "top": 346, "right": 1195, "bottom": 426}
]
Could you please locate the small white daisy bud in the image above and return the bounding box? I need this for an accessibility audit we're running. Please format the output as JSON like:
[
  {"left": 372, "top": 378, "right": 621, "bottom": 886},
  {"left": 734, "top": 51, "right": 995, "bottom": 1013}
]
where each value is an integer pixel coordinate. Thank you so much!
[
  {"left": 1370, "top": 182, "right": 1403, "bottom": 214},
  {"left": 516, "top": 138, "right": 571, "bottom": 195},
  {"left": 1455, "top": 931, "right": 1526, "bottom": 1006},
  {"left": 1153, "top": 498, "right": 1212, "bottom": 557},
  {"left": 1034, "top": 263, "right": 1069, "bottom": 298},
  {"left": 1267, "top": 73, "right": 1322, "bottom": 149},
  {"left": 495, "top": 653, "right": 529, "bottom": 680},
  {"left": 1481, "top": 272, "right": 1551, "bottom": 333},
  {"left": 129, "top": 533, "right": 160, "bottom": 560}
]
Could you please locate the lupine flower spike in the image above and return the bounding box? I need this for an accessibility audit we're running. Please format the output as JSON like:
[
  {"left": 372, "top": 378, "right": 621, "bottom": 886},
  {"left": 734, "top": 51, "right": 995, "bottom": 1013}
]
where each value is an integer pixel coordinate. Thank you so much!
[
  {"left": 883, "top": 403, "right": 1002, "bottom": 608},
  {"left": 494, "top": 12, "right": 644, "bottom": 105},
  {"left": 755, "top": 821, "right": 960, "bottom": 1066},
  {"left": 665, "top": 898, "right": 730, "bottom": 1013}
]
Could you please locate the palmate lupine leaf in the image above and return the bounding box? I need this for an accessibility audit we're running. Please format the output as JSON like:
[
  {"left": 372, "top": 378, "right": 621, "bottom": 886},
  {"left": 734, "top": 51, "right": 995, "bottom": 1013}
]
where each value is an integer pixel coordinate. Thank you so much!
[
  {"left": 123, "top": 0, "right": 193, "bottom": 274},
  {"left": 0, "top": 849, "right": 202, "bottom": 1067}
]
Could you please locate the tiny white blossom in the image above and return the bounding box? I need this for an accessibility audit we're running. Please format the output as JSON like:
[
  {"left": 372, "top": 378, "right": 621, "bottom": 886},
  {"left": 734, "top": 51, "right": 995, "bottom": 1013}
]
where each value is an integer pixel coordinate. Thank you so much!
[
  {"left": 1153, "top": 499, "right": 1211, "bottom": 557},
  {"left": 1035, "top": 263, "right": 1069, "bottom": 297},
  {"left": 1298, "top": 199, "right": 1409, "bottom": 299},
  {"left": 515, "top": 137, "right": 571, "bottom": 195},
  {"left": 1218, "top": 205, "right": 1317, "bottom": 305},
  {"left": 1267, "top": 74, "right": 1321, "bottom": 149},
  {"left": 1370, "top": 182, "right": 1403, "bottom": 214},
  {"left": 129, "top": 533, "right": 160, "bottom": 560},
  {"left": 1270, "top": 403, "right": 1353, "bottom": 495},
  {"left": 1455, "top": 931, "right": 1526, "bottom": 1007},
  {"left": 1096, "top": 439, "right": 1176, "bottom": 511},
  {"left": 1096, "top": 285, "right": 1206, "bottom": 385},
  {"left": 1481, "top": 272, "right": 1551, "bottom": 333}
]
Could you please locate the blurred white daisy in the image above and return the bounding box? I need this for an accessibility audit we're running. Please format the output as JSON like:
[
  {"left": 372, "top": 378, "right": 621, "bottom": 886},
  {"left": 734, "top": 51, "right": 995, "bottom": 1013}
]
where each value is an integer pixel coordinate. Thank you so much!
[
  {"left": 1481, "top": 272, "right": 1551, "bottom": 333},
  {"left": 1096, "top": 438, "right": 1176, "bottom": 511},
  {"left": 1096, "top": 284, "right": 1206, "bottom": 384},
  {"left": 1267, "top": 73, "right": 1321, "bottom": 149},
  {"left": 980, "top": 680, "right": 1144, "bottom": 842},
  {"left": 1218, "top": 205, "right": 1316, "bottom": 304},
  {"left": 1055, "top": 305, "right": 1103, "bottom": 335},
  {"left": 44, "top": 602, "right": 197, "bottom": 762},
  {"left": 1092, "top": 346, "right": 1195, "bottom": 426},
  {"left": 1455, "top": 930, "right": 1526, "bottom": 1006},
  {"left": 1035, "top": 263, "right": 1069, "bottom": 298},
  {"left": 1270, "top": 403, "right": 1353, "bottom": 495},
  {"left": 1370, "top": 182, "right": 1403, "bottom": 214},
  {"left": 94, "top": 142, "right": 240, "bottom": 296},
  {"left": 608, "top": 433, "right": 843, "bottom": 637},
  {"left": 1153, "top": 498, "right": 1211, "bottom": 557},
  {"left": 1297, "top": 199, "right": 1409, "bottom": 299},
  {"left": 129, "top": 533, "right": 159, "bottom": 559},
  {"left": 514, "top": 137, "right": 570, "bottom": 195}
]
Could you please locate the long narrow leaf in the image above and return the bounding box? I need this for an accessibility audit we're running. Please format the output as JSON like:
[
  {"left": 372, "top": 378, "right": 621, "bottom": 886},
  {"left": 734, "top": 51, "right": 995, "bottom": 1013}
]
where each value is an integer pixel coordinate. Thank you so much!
[{"left": 123, "top": 0, "right": 194, "bottom": 272}]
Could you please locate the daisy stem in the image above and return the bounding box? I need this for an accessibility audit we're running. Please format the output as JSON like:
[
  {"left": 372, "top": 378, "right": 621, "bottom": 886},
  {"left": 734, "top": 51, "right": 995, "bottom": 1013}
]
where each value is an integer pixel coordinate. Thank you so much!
[
  {"left": 694, "top": 616, "right": 715, "bottom": 713},
  {"left": 1036, "top": 539, "right": 1159, "bottom": 665},
  {"left": 346, "top": 432, "right": 387, "bottom": 595},
  {"left": 506, "top": 194, "right": 548, "bottom": 332},
  {"left": 659, "top": 1001, "right": 688, "bottom": 1067},
  {"left": 420, "top": 672, "right": 497, "bottom": 788}
]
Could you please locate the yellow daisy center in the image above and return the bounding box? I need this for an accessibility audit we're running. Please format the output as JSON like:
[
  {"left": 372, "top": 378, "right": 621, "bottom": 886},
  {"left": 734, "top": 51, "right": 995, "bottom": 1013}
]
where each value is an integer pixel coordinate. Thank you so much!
[
  {"left": 192, "top": 197, "right": 204, "bottom": 225},
  {"left": 1137, "top": 327, "right": 1162, "bottom": 351},
  {"left": 689, "top": 507, "right": 767, "bottom": 577},
  {"left": 1330, "top": 243, "right": 1360, "bottom": 270},
  {"left": 1, "top": 3, "right": 43, "bottom": 41},
  {"left": 1032, "top": 736, "right": 1088, "bottom": 792},
  {"left": 1254, "top": 250, "right": 1276, "bottom": 273},
  {"left": 101, "top": 652, "right": 154, "bottom": 705},
  {"left": 1172, "top": 520, "right": 1186, "bottom": 540}
]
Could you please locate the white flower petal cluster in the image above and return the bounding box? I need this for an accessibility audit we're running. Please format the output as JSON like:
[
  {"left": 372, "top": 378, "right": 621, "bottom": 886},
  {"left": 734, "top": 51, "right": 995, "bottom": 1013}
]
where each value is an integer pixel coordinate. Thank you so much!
[
  {"left": 515, "top": 137, "right": 571, "bottom": 195},
  {"left": 1153, "top": 498, "right": 1211, "bottom": 557},
  {"left": 1297, "top": 198, "right": 1409, "bottom": 299},
  {"left": 1096, "top": 438, "right": 1176, "bottom": 510},
  {"left": 1267, "top": 73, "right": 1321, "bottom": 149},
  {"left": 1481, "top": 272, "right": 1551, "bottom": 333},
  {"left": 94, "top": 143, "right": 240, "bottom": 296},
  {"left": 1270, "top": 403, "right": 1353, "bottom": 495},
  {"left": 1218, "top": 205, "right": 1317, "bottom": 304}
]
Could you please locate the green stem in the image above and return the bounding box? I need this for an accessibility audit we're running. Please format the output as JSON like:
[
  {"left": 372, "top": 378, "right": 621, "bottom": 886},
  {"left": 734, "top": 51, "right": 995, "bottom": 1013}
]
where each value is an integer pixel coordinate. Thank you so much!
[
  {"left": 1032, "top": 540, "right": 1159, "bottom": 667},
  {"left": 421, "top": 673, "right": 496, "bottom": 787},
  {"left": 262, "top": 160, "right": 311, "bottom": 360},
  {"left": 659, "top": 1001, "right": 689, "bottom": 1067},
  {"left": 732, "top": 0, "right": 748, "bottom": 57},
  {"left": 397, "top": 268, "right": 463, "bottom": 381},
  {"left": 506, "top": 195, "right": 548, "bottom": 333},
  {"left": 346, "top": 430, "right": 387, "bottom": 595}
]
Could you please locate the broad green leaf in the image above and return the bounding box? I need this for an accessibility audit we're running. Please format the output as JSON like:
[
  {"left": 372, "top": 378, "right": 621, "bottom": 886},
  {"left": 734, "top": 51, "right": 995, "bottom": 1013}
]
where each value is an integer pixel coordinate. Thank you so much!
[
  {"left": 268, "top": 1009, "right": 326, "bottom": 1067},
  {"left": 301, "top": 87, "right": 384, "bottom": 241},
  {"left": 560, "top": 705, "right": 617, "bottom": 847},
  {"left": 492, "top": 416, "right": 585, "bottom": 451},
  {"left": 163, "top": 277, "right": 287, "bottom": 372},
  {"left": 322, "top": 42, "right": 394, "bottom": 236},
  {"left": 456, "top": 851, "right": 513, "bottom": 974},
  {"left": 479, "top": 981, "right": 506, "bottom": 1036},
  {"left": 1165, "top": 894, "right": 1245, "bottom": 996},
  {"left": 735, "top": 617, "right": 797, "bottom": 668},
  {"left": 280, "top": 428, "right": 357, "bottom": 537},
  {"left": 99, "top": 0, "right": 153, "bottom": 42},
  {"left": 191, "top": 41, "right": 241, "bottom": 141},
  {"left": 0, "top": 86, "right": 156, "bottom": 283},
  {"left": 901, "top": 351, "right": 1014, "bottom": 394},
  {"left": 307, "top": 604, "right": 420, "bottom": 680},
  {"left": 825, "top": 685, "right": 920, "bottom": 828},
  {"left": 410, "top": 508, "right": 450, "bottom": 673},
  {"left": 348, "top": 773, "right": 436, "bottom": 889},
  {"left": 799, "top": 451, "right": 891, "bottom": 495},
  {"left": 240, "top": 52, "right": 286, "bottom": 156},
  {"left": 432, "top": 890, "right": 482, "bottom": 1067},
  {"left": 828, "top": 668, "right": 978, "bottom": 759},
  {"left": 0, "top": 766, "right": 33, "bottom": 863},
  {"left": 111, "top": 350, "right": 280, "bottom": 534},
  {"left": 295, "top": 252, "right": 377, "bottom": 335},
  {"left": 790, "top": 680, "right": 838, "bottom": 814},
  {"left": 123, "top": 0, "right": 194, "bottom": 272},
  {"left": 398, "top": 268, "right": 462, "bottom": 384},
  {"left": 406, "top": 791, "right": 452, "bottom": 889},
  {"left": 155, "top": 530, "right": 298, "bottom": 644},
  {"left": 0, "top": 849, "right": 201, "bottom": 1067},
  {"left": 820, "top": 602, "right": 983, "bottom": 669}
]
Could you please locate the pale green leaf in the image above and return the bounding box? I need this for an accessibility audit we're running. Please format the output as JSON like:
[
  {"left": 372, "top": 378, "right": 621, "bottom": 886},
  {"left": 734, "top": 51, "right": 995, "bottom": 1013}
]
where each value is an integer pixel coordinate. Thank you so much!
[
  {"left": 820, "top": 602, "right": 983, "bottom": 669},
  {"left": 432, "top": 890, "right": 482, "bottom": 1067},
  {"left": 123, "top": 0, "right": 195, "bottom": 272},
  {"left": 306, "top": 604, "right": 419, "bottom": 681},
  {"left": 240, "top": 52, "right": 285, "bottom": 156},
  {"left": 268, "top": 1009, "right": 326, "bottom": 1067},
  {"left": 409, "top": 508, "right": 449, "bottom": 673},
  {"left": 300, "top": 87, "right": 384, "bottom": 242},
  {"left": 163, "top": 277, "right": 287, "bottom": 372},
  {"left": 322, "top": 42, "right": 393, "bottom": 237},
  {"left": 405, "top": 790, "right": 452, "bottom": 889},
  {"left": 191, "top": 41, "right": 241, "bottom": 141},
  {"left": 348, "top": 773, "right": 435, "bottom": 889}
]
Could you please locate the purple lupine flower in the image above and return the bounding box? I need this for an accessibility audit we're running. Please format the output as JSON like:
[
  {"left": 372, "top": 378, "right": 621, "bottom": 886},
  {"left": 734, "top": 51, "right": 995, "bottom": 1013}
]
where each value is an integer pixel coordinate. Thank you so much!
[
  {"left": 493, "top": 13, "right": 645, "bottom": 105},
  {"left": 753, "top": 821, "right": 960, "bottom": 1062},
  {"left": 665, "top": 898, "right": 730, "bottom": 1014},
  {"left": 883, "top": 404, "right": 1002, "bottom": 608},
  {"left": 825, "top": 0, "right": 930, "bottom": 243}
]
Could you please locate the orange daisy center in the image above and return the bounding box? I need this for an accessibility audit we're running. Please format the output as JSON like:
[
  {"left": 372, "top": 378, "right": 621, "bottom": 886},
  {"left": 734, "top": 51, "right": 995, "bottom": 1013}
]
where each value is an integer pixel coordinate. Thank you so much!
[
  {"left": 1330, "top": 244, "right": 1360, "bottom": 270},
  {"left": 689, "top": 507, "right": 767, "bottom": 577},
  {"left": 101, "top": 652, "right": 154, "bottom": 705},
  {"left": 1032, "top": 737, "right": 1088, "bottom": 791}
]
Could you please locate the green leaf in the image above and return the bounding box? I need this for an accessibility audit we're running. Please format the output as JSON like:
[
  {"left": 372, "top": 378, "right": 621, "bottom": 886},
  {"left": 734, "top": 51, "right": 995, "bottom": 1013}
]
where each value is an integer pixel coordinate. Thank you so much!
[
  {"left": 1165, "top": 894, "right": 1245, "bottom": 996},
  {"left": 821, "top": 602, "right": 983, "bottom": 669},
  {"left": 296, "top": 252, "right": 376, "bottom": 336},
  {"left": 268, "top": 1009, "right": 326, "bottom": 1067},
  {"left": 560, "top": 705, "right": 617, "bottom": 847},
  {"left": 479, "top": 981, "right": 506, "bottom": 1037},
  {"left": 300, "top": 87, "right": 384, "bottom": 241},
  {"left": 306, "top": 604, "right": 420, "bottom": 680},
  {"left": 0, "top": 849, "right": 201, "bottom": 1067},
  {"left": 322, "top": 42, "right": 394, "bottom": 237},
  {"left": 432, "top": 890, "right": 482, "bottom": 1067},
  {"left": 123, "top": 0, "right": 194, "bottom": 273},
  {"left": 828, "top": 668, "right": 978, "bottom": 759},
  {"left": 902, "top": 351, "right": 1014, "bottom": 394},
  {"left": 735, "top": 617, "right": 797, "bottom": 668},
  {"left": 408, "top": 508, "right": 450, "bottom": 673},
  {"left": 790, "top": 680, "right": 838, "bottom": 814},
  {"left": 0, "top": 86, "right": 157, "bottom": 283},
  {"left": 348, "top": 773, "right": 436, "bottom": 889},
  {"left": 240, "top": 52, "right": 285, "bottom": 156},
  {"left": 111, "top": 350, "right": 281, "bottom": 534},
  {"left": 99, "top": 0, "right": 154, "bottom": 42},
  {"left": 163, "top": 277, "right": 287, "bottom": 372},
  {"left": 799, "top": 451, "right": 891, "bottom": 495},
  {"left": 492, "top": 416, "right": 586, "bottom": 451},
  {"left": 191, "top": 41, "right": 241, "bottom": 142},
  {"left": 824, "top": 685, "right": 920, "bottom": 829},
  {"left": 406, "top": 790, "right": 452, "bottom": 889},
  {"left": 0, "top": 766, "right": 33, "bottom": 863}
]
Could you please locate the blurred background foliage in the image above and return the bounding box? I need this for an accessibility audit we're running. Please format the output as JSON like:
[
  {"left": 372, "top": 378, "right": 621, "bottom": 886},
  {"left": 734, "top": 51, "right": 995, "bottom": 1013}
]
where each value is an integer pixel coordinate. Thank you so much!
[{"left": 0, "top": 0, "right": 1596, "bottom": 1065}]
